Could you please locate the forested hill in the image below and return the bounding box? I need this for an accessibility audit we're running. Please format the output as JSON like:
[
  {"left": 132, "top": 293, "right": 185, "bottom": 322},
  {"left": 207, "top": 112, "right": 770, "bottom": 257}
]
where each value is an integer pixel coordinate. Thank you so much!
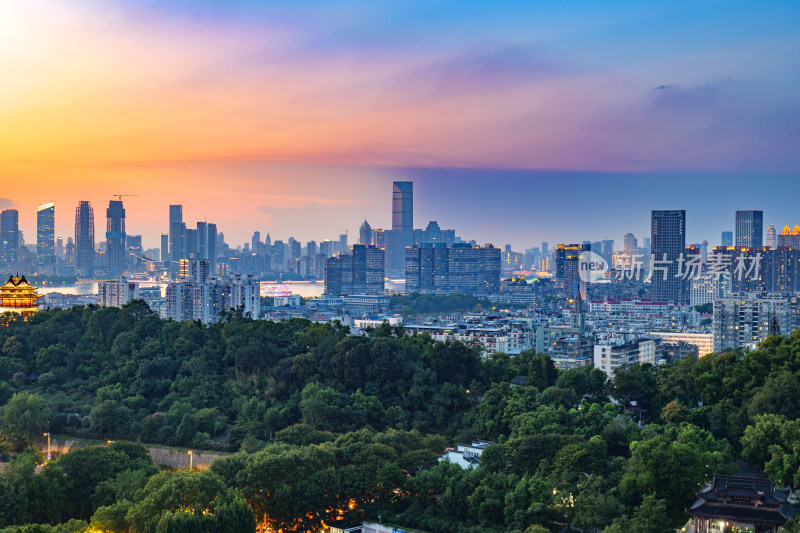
[{"left": 1, "top": 302, "right": 800, "bottom": 532}]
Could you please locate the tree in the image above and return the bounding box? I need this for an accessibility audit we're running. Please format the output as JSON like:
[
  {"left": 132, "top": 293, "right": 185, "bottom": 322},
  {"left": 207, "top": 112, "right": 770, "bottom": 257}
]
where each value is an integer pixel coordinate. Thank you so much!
[{"left": 1, "top": 392, "right": 50, "bottom": 450}]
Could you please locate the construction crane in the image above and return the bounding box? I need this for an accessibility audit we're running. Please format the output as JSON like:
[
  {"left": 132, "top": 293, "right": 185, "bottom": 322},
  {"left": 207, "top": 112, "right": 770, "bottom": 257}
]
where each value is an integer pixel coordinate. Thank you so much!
[{"left": 114, "top": 194, "right": 141, "bottom": 201}]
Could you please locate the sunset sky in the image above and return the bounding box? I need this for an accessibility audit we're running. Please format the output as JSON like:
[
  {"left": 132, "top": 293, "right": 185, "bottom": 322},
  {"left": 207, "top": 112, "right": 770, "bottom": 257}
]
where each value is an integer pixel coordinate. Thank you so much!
[{"left": 1, "top": 0, "right": 798, "bottom": 249}]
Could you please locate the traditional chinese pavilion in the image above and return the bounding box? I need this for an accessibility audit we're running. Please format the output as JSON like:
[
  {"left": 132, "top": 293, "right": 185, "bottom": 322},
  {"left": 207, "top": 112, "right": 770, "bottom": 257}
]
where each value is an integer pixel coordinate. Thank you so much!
[
  {"left": 687, "top": 475, "right": 797, "bottom": 533},
  {"left": 0, "top": 275, "right": 42, "bottom": 316}
]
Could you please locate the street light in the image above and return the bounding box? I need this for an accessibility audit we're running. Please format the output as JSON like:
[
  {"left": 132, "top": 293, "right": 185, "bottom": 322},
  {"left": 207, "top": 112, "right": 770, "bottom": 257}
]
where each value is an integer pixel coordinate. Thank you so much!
[
  {"left": 43, "top": 433, "right": 51, "bottom": 461},
  {"left": 188, "top": 450, "right": 193, "bottom": 470}
]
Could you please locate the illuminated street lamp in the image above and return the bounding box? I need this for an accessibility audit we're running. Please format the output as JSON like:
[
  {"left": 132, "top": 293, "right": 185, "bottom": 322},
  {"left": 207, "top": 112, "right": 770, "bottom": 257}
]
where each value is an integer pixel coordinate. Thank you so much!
[
  {"left": 188, "top": 450, "right": 193, "bottom": 470},
  {"left": 43, "top": 433, "right": 51, "bottom": 460}
]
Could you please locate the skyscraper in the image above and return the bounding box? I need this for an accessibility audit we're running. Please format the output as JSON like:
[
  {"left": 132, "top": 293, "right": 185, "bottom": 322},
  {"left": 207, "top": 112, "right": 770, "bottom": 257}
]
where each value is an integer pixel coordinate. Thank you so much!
[
  {"left": 207, "top": 223, "right": 217, "bottom": 275},
  {"left": 735, "top": 210, "right": 763, "bottom": 248},
  {"left": 766, "top": 222, "right": 777, "bottom": 248},
  {"left": 721, "top": 231, "right": 733, "bottom": 247},
  {"left": 169, "top": 204, "right": 183, "bottom": 275},
  {"left": 75, "top": 201, "right": 95, "bottom": 276},
  {"left": 555, "top": 243, "right": 590, "bottom": 299},
  {"left": 390, "top": 181, "right": 413, "bottom": 273},
  {"left": 359, "top": 220, "right": 373, "bottom": 245},
  {"left": 0, "top": 209, "right": 19, "bottom": 266},
  {"left": 623, "top": 233, "right": 637, "bottom": 256},
  {"left": 37, "top": 202, "right": 55, "bottom": 267},
  {"left": 650, "top": 210, "right": 686, "bottom": 303},
  {"left": 160, "top": 233, "right": 169, "bottom": 264},
  {"left": 106, "top": 200, "right": 126, "bottom": 278}
]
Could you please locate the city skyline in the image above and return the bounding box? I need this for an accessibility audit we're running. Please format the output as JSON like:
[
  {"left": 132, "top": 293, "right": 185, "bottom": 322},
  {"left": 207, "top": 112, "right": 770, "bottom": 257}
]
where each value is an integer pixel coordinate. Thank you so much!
[{"left": 1, "top": 172, "right": 798, "bottom": 253}]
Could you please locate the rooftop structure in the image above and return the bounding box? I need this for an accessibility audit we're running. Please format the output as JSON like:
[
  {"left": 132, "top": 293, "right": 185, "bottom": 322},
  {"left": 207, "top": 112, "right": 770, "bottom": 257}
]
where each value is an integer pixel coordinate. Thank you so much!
[{"left": 687, "top": 474, "right": 797, "bottom": 533}]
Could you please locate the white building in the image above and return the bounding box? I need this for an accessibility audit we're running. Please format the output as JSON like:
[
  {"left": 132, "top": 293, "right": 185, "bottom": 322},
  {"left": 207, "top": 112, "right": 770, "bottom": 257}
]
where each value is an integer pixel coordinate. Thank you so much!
[
  {"left": 273, "top": 294, "right": 302, "bottom": 307},
  {"left": 439, "top": 440, "right": 495, "bottom": 469},
  {"left": 98, "top": 280, "right": 139, "bottom": 308},
  {"left": 593, "top": 334, "right": 658, "bottom": 379},
  {"left": 648, "top": 331, "right": 714, "bottom": 356},
  {"left": 690, "top": 273, "right": 730, "bottom": 307}
]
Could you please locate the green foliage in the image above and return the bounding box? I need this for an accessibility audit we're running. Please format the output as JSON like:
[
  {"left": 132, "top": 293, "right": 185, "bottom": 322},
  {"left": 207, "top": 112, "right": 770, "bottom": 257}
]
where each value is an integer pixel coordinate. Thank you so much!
[{"left": 1, "top": 392, "right": 50, "bottom": 450}]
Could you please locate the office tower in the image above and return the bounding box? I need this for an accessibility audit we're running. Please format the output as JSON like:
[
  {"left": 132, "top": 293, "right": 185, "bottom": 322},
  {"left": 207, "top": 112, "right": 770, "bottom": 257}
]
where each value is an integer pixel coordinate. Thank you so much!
[
  {"left": 623, "top": 233, "right": 637, "bottom": 256},
  {"left": 555, "top": 243, "right": 590, "bottom": 299},
  {"left": 389, "top": 181, "right": 413, "bottom": 273},
  {"left": 766, "top": 223, "right": 777, "bottom": 248},
  {"left": 650, "top": 210, "right": 686, "bottom": 303},
  {"left": 320, "top": 240, "right": 333, "bottom": 258},
  {"left": 36, "top": 202, "right": 55, "bottom": 267},
  {"left": 75, "top": 201, "right": 95, "bottom": 276},
  {"left": 197, "top": 222, "right": 208, "bottom": 261},
  {"left": 721, "top": 231, "right": 733, "bottom": 247},
  {"left": 0, "top": 209, "right": 20, "bottom": 265},
  {"left": 160, "top": 234, "right": 169, "bottom": 264},
  {"left": 601, "top": 240, "right": 614, "bottom": 264},
  {"left": 324, "top": 244, "right": 385, "bottom": 296},
  {"left": 207, "top": 223, "right": 217, "bottom": 275},
  {"left": 736, "top": 210, "right": 763, "bottom": 248},
  {"left": 169, "top": 205, "right": 183, "bottom": 274},
  {"left": 373, "top": 229, "right": 386, "bottom": 248},
  {"left": 290, "top": 240, "right": 301, "bottom": 262},
  {"left": 306, "top": 241, "right": 317, "bottom": 257},
  {"left": 541, "top": 242, "right": 549, "bottom": 257},
  {"left": 271, "top": 240, "right": 285, "bottom": 270},
  {"left": 424, "top": 221, "right": 442, "bottom": 244},
  {"left": 56, "top": 237, "right": 64, "bottom": 259},
  {"left": 338, "top": 233, "right": 348, "bottom": 254},
  {"left": 252, "top": 231, "right": 261, "bottom": 255},
  {"left": 359, "top": 220, "right": 373, "bottom": 245},
  {"left": 185, "top": 228, "right": 198, "bottom": 257},
  {"left": 405, "top": 243, "right": 500, "bottom": 294},
  {"left": 106, "top": 200, "right": 126, "bottom": 278}
]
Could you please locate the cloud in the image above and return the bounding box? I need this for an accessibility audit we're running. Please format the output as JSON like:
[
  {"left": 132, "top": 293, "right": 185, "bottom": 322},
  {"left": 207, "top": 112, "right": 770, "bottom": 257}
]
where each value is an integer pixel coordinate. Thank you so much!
[{"left": 0, "top": 198, "right": 14, "bottom": 209}]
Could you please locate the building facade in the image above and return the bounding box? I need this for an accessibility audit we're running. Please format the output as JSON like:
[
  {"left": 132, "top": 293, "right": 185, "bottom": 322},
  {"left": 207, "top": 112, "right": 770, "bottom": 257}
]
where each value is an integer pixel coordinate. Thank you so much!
[
  {"left": 405, "top": 243, "right": 501, "bottom": 295},
  {"left": 75, "top": 201, "right": 95, "bottom": 277},
  {"left": 324, "top": 245, "right": 385, "bottom": 296},
  {"left": 0, "top": 209, "right": 19, "bottom": 267},
  {"left": 106, "top": 200, "right": 126, "bottom": 278},
  {"left": 99, "top": 280, "right": 140, "bottom": 308},
  {"left": 713, "top": 292, "right": 800, "bottom": 352},
  {"left": 735, "top": 210, "right": 764, "bottom": 248},
  {"left": 651, "top": 210, "right": 686, "bottom": 303},
  {"left": 36, "top": 202, "right": 55, "bottom": 270}
]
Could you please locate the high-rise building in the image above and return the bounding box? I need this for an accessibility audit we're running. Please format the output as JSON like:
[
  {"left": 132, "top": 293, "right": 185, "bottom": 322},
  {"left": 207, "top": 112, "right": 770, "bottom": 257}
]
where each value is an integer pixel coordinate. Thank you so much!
[
  {"left": 99, "top": 280, "right": 139, "bottom": 308},
  {"left": 106, "top": 200, "right": 126, "bottom": 278},
  {"left": 207, "top": 223, "right": 217, "bottom": 275},
  {"left": 777, "top": 225, "right": 800, "bottom": 250},
  {"left": 252, "top": 231, "right": 261, "bottom": 255},
  {"left": 405, "top": 243, "right": 501, "bottom": 294},
  {"left": 721, "top": 231, "right": 733, "bottom": 247},
  {"left": 735, "top": 210, "right": 763, "bottom": 248},
  {"left": 601, "top": 240, "right": 614, "bottom": 265},
  {"left": 36, "top": 202, "right": 55, "bottom": 267},
  {"left": 160, "top": 233, "right": 169, "bottom": 265},
  {"left": 650, "top": 210, "right": 686, "bottom": 303},
  {"left": 766, "top": 223, "right": 777, "bottom": 248},
  {"left": 555, "top": 243, "right": 590, "bottom": 299},
  {"left": 324, "top": 244, "right": 385, "bottom": 296},
  {"left": 714, "top": 292, "right": 800, "bottom": 352},
  {"left": 623, "top": 233, "right": 637, "bottom": 256},
  {"left": 359, "top": 220, "right": 373, "bottom": 245},
  {"left": 389, "top": 181, "right": 413, "bottom": 273},
  {"left": 75, "top": 201, "right": 95, "bottom": 276},
  {"left": 169, "top": 204, "right": 183, "bottom": 275},
  {"left": 0, "top": 209, "right": 20, "bottom": 266}
]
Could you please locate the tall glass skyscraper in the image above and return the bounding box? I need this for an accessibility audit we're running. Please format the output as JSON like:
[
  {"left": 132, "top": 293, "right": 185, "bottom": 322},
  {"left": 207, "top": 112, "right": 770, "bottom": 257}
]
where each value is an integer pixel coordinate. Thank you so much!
[
  {"left": 651, "top": 210, "right": 686, "bottom": 303},
  {"left": 0, "top": 209, "right": 20, "bottom": 266},
  {"left": 389, "top": 181, "right": 413, "bottom": 273},
  {"left": 735, "top": 210, "right": 763, "bottom": 248},
  {"left": 106, "top": 200, "right": 126, "bottom": 278},
  {"left": 75, "top": 201, "right": 95, "bottom": 276},
  {"left": 37, "top": 202, "right": 55, "bottom": 267}
]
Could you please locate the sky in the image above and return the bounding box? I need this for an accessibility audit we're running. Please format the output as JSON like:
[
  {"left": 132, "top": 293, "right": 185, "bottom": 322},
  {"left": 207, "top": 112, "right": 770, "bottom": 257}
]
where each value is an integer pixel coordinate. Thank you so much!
[{"left": 1, "top": 0, "right": 798, "bottom": 250}]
